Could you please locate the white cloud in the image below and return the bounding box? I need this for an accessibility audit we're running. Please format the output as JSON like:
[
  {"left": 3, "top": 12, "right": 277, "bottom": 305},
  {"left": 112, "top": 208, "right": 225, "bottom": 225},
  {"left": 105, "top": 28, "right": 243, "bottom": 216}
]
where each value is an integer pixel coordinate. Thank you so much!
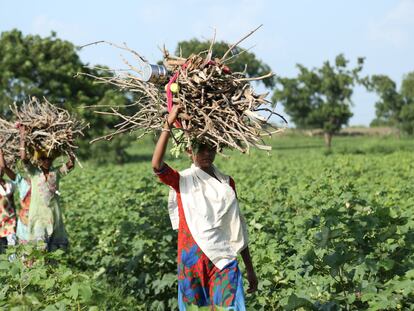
[{"left": 368, "top": 0, "right": 414, "bottom": 47}]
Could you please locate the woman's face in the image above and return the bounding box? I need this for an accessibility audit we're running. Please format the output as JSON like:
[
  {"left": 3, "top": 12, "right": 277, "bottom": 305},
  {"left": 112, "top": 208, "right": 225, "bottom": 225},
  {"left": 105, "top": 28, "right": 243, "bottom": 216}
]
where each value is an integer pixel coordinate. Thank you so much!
[
  {"left": 38, "top": 156, "right": 52, "bottom": 170},
  {"left": 192, "top": 144, "right": 216, "bottom": 169}
]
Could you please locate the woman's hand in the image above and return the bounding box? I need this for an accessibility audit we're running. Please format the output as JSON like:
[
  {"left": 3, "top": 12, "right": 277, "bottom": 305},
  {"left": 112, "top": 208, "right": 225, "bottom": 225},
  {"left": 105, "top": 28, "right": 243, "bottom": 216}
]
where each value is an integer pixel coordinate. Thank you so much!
[
  {"left": 166, "top": 104, "right": 182, "bottom": 127},
  {"left": 240, "top": 246, "right": 258, "bottom": 293},
  {"left": 18, "top": 123, "right": 25, "bottom": 134},
  {"left": 246, "top": 269, "right": 258, "bottom": 293},
  {"left": 67, "top": 153, "right": 75, "bottom": 170},
  {"left": 60, "top": 153, "right": 75, "bottom": 175}
]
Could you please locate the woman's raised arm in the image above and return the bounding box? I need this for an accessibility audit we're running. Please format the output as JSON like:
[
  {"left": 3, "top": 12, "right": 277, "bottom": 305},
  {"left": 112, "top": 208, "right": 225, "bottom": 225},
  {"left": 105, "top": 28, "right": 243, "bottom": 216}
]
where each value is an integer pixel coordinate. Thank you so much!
[
  {"left": 0, "top": 148, "right": 16, "bottom": 181},
  {"left": 152, "top": 105, "right": 181, "bottom": 171}
]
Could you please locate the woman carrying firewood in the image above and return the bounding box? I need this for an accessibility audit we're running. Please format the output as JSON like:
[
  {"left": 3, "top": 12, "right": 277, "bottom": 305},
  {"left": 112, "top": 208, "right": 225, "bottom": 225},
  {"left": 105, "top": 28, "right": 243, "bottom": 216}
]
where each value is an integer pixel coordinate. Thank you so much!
[
  {"left": 18, "top": 124, "right": 75, "bottom": 251},
  {"left": 152, "top": 105, "right": 258, "bottom": 310},
  {"left": 0, "top": 148, "right": 31, "bottom": 245},
  {"left": 0, "top": 149, "right": 17, "bottom": 252}
]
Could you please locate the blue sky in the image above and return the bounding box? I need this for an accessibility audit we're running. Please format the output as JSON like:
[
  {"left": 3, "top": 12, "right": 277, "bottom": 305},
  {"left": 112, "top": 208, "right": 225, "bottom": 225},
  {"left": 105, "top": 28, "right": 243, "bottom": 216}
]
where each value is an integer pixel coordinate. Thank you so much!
[{"left": 1, "top": 0, "right": 413, "bottom": 126}]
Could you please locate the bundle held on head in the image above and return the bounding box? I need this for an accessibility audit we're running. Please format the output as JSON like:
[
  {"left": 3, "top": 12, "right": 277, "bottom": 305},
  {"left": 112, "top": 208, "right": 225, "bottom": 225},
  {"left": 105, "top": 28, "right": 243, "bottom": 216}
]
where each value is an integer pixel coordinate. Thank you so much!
[
  {"left": 0, "top": 97, "right": 86, "bottom": 165},
  {"left": 82, "top": 26, "right": 287, "bottom": 154},
  {"left": 0, "top": 120, "right": 16, "bottom": 168}
]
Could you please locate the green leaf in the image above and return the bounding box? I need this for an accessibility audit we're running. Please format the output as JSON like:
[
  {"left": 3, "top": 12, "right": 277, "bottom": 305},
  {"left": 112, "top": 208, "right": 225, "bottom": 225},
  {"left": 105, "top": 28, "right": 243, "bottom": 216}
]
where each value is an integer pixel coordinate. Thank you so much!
[
  {"left": 68, "top": 282, "right": 79, "bottom": 300},
  {"left": 284, "top": 294, "right": 315, "bottom": 311},
  {"left": 78, "top": 284, "right": 93, "bottom": 302}
]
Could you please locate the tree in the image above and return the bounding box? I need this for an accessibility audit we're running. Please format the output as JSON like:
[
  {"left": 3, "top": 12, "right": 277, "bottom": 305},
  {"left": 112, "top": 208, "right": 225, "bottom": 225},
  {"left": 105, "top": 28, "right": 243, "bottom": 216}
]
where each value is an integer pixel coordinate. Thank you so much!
[
  {"left": 400, "top": 72, "right": 414, "bottom": 134},
  {"left": 272, "top": 54, "right": 364, "bottom": 148},
  {"left": 175, "top": 39, "right": 274, "bottom": 88},
  {"left": 0, "top": 29, "right": 134, "bottom": 163},
  {"left": 369, "top": 72, "right": 414, "bottom": 135},
  {"left": 368, "top": 75, "right": 402, "bottom": 127}
]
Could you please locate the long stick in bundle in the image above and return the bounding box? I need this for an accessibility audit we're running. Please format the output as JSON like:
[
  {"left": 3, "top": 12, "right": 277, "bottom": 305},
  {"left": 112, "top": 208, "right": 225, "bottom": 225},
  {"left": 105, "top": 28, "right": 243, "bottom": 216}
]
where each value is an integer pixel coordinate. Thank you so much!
[{"left": 79, "top": 26, "right": 287, "bottom": 153}]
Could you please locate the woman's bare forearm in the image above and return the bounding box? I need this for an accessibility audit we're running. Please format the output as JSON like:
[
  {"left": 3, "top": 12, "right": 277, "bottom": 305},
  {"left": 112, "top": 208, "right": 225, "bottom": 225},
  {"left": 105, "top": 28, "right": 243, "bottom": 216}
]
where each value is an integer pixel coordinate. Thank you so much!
[
  {"left": 3, "top": 166, "right": 16, "bottom": 181},
  {"left": 19, "top": 128, "right": 27, "bottom": 160},
  {"left": 152, "top": 125, "right": 171, "bottom": 171},
  {"left": 0, "top": 149, "right": 16, "bottom": 180},
  {"left": 152, "top": 105, "right": 181, "bottom": 171},
  {"left": 241, "top": 246, "right": 258, "bottom": 293},
  {"left": 241, "top": 246, "right": 255, "bottom": 273}
]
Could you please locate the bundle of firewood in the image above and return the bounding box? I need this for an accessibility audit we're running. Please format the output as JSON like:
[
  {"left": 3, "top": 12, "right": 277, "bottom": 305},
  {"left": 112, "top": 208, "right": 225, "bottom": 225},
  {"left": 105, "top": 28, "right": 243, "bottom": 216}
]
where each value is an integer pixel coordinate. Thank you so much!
[
  {"left": 0, "top": 97, "right": 86, "bottom": 165},
  {"left": 0, "top": 119, "right": 18, "bottom": 167},
  {"left": 161, "top": 54, "right": 285, "bottom": 153},
  {"left": 82, "top": 27, "right": 287, "bottom": 153}
]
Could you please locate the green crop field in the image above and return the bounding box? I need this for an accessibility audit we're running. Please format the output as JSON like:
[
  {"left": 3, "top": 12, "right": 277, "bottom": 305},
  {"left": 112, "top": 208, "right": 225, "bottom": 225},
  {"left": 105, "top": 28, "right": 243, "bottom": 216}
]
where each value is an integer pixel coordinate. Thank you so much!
[{"left": 1, "top": 135, "right": 414, "bottom": 310}]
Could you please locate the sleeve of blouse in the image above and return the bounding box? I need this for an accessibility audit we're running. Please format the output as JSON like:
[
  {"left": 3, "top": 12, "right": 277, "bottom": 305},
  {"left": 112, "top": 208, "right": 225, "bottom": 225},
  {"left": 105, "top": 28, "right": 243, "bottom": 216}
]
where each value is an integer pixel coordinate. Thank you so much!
[
  {"left": 153, "top": 163, "right": 180, "bottom": 192},
  {"left": 8, "top": 181, "right": 15, "bottom": 193},
  {"left": 11, "top": 174, "right": 23, "bottom": 192},
  {"left": 11, "top": 174, "right": 22, "bottom": 187},
  {"left": 12, "top": 174, "right": 30, "bottom": 200}
]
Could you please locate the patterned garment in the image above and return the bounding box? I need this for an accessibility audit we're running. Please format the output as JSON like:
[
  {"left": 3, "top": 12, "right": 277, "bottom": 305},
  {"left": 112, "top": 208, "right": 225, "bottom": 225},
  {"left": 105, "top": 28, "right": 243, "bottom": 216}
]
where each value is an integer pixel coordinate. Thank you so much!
[
  {"left": 156, "top": 164, "right": 246, "bottom": 310},
  {"left": 12, "top": 174, "right": 31, "bottom": 243},
  {"left": 0, "top": 182, "right": 16, "bottom": 238},
  {"left": 25, "top": 165, "right": 69, "bottom": 250}
]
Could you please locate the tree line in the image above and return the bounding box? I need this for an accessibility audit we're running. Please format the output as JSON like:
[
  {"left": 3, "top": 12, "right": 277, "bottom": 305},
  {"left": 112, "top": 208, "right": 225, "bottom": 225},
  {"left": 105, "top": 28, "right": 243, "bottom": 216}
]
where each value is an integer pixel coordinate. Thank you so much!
[{"left": 1, "top": 29, "right": 413, "bottom": 157}]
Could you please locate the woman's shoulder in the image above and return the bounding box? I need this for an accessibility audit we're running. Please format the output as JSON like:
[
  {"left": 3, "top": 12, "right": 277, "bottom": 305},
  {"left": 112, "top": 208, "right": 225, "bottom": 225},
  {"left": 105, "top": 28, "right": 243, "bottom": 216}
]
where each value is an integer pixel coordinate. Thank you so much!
[{"left": 179, "top": 167, "right": 193, "bottom": 177}]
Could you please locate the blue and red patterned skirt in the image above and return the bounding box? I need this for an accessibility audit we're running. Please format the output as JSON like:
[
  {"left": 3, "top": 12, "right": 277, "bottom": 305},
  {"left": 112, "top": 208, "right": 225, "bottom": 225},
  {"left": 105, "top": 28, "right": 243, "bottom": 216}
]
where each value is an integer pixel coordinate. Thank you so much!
[{"left": 177, "top": 205, "right": 246, "bottom": 310}]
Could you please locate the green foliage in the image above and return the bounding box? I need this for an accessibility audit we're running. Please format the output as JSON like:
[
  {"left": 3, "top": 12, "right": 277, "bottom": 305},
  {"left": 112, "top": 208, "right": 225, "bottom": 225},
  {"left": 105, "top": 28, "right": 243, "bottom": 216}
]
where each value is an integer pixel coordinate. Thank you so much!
[
  {"left": 399, "top": 103, "right": 414, "bottom": 135},
  {"left": 369, "top": 72, "right": 414, "bottom": 134},
  {"left": 62, "top": 164, "right": 178, "bottom": 309},
  {"left": 368, "top": 75, "right": 401, "bottom": 127},
  {"left": 0, "top": 246, "right": 100, "bottom": 310},
  {"left": 1, "top": 135, "right": 414, "bottom": 310},
  {"left": 221, "top": 136, "right": 414, "bottom": 310},
  {"left": 272, "top": 55, "right": 364, "bottom": 146},
  {"left": 0, "top": 29, "right": 135, "bottom": 163},
  {"left": 0, "top": 29, "right": 81, "bottom": 111},
  {"left": 175, "top": 39, "right": 274, "bottom": 88}
]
